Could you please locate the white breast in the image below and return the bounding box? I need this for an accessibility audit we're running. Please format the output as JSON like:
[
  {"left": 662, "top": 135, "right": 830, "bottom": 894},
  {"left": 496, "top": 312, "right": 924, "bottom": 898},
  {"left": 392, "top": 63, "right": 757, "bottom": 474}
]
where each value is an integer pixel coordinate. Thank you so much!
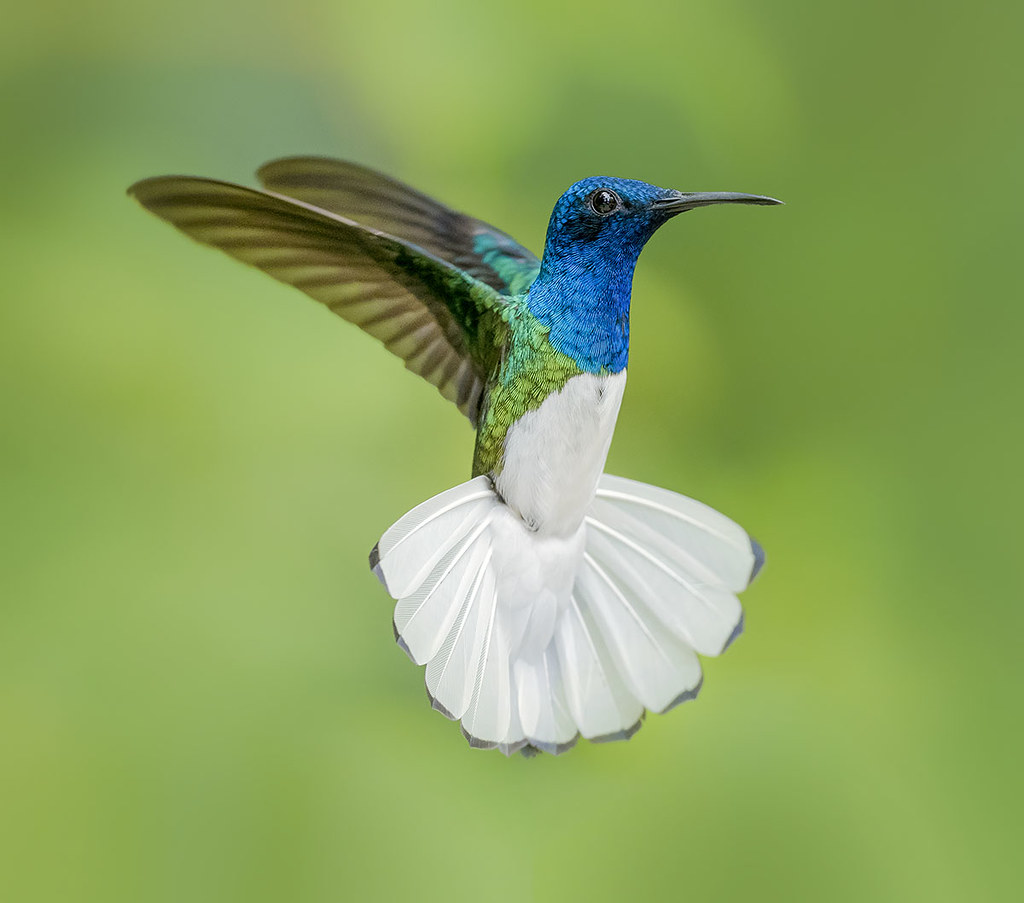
[{"left": 495, "top": 371, "right": 627, "bottom": 536}]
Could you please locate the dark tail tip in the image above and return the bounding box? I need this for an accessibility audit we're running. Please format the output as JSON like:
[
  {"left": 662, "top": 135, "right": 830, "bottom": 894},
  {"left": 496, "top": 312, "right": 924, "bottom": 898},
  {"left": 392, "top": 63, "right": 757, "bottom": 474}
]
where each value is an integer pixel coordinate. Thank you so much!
[
  {"left": 660, "top": 675, "right": 705, "bottom": 713},
  {"left": 591, "top": 716, "right": 644, "bottom": 744},
  {"left": 369, "top": 543, "right": 389, "bottom": 591},
  {"left": 722, "top": 614, "right": 745, "bottom": 652},
  {"left": 426, "top": 687, "right": 456, "bottom": 721},
  {"left": 393, "top": 619, "right": 415, "bottom": 662},
  {"left": 461, "top": 725, "right": 498, "bottom": 750},
  {"left": 749, "top": 537, "right": 766, "bottom": 583}
]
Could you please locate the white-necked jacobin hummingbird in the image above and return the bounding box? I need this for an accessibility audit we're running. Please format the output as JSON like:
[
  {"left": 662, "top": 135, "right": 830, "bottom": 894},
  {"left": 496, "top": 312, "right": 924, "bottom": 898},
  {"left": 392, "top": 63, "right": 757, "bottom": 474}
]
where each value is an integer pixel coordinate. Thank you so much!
[{"left": 130, "top": 158, "right": 780, "bottom": 755}]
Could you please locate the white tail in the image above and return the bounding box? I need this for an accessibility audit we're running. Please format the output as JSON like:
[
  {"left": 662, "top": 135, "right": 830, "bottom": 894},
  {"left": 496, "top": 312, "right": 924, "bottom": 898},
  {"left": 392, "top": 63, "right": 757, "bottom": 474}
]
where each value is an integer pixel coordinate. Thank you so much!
[{"left": 371, "top": 474, "right": 762, "bottom": 755}]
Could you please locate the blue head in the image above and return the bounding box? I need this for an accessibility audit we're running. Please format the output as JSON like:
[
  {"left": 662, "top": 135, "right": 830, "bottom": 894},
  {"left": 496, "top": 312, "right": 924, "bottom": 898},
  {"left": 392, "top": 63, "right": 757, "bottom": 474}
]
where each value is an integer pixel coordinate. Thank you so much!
[{"left": 527, "top": 177, "right": 780, "bottom": 373}]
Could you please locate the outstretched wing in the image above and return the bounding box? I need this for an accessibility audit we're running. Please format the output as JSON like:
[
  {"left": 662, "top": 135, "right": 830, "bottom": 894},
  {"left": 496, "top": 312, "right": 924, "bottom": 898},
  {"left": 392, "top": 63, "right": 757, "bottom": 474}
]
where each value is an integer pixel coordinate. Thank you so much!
[
  {"left": 256, "top": 157, "right": 542, "bottom": 297},
  {"left": 129, "top": 176, "right": 511, "bottom": 423}
]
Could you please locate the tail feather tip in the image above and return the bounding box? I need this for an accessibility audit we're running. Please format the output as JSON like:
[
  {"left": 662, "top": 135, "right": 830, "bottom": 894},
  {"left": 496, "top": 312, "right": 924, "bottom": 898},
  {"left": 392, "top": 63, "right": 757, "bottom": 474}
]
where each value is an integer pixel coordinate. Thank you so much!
[
  {"left": 369, "top": 542, "right": 388, "bottom": 590},
  {"left": 531, "top": 734, "right": 581, "bottom": 756},
  {"left": 722, "top": 613, "right": 745, "bottom": 652},
  {"left": 661, "top": 675, "right": 705, "bottom": 714},
  {"left": 750, "top": 538, "right": 766, "bottom": 583},
  {"left": 393, "top": 620, "right": 415, "bottom": 662},
  {"left": 499, "top": 739, "right": 530, "bottom": 757},
  {"left": 426, "top": 687, "right": 456, "bottom": 721},
  {"left": 461, "top": 725, "right": 499, "bottom": 751},
  {"left": 591, "top": 716, "right": 644, "bottom": 745}
]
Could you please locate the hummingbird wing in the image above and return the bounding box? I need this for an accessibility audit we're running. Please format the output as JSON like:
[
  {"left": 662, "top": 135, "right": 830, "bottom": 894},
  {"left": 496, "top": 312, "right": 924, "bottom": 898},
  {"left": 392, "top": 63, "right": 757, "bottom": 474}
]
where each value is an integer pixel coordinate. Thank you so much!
[
  {"left": 129, "top": 176, "right": 512, "bottom": 423},
  {"left": 256, "top": 157, "right": 542, "bottom": 297}
]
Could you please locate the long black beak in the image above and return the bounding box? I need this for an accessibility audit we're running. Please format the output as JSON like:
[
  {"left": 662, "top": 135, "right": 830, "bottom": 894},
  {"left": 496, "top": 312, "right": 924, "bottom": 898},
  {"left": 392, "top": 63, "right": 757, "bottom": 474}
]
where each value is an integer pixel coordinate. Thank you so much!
[{"left": 653, "top": 191, "right": 783, "bottom": 214}]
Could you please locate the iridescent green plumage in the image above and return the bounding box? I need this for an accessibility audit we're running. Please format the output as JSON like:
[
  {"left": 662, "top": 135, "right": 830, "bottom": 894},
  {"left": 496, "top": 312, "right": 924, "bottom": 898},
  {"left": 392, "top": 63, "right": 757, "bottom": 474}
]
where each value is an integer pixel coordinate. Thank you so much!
[{"left": 471, "top": 302, "right": 582, "bottom": 476}]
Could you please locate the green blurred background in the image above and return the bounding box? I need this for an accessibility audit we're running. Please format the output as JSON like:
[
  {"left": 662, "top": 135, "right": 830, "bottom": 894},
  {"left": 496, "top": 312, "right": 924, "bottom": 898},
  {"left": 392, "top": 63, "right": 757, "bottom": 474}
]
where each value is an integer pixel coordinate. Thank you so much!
[{"left": 3, "top": 1, "right": 1021, "bottom": 900}]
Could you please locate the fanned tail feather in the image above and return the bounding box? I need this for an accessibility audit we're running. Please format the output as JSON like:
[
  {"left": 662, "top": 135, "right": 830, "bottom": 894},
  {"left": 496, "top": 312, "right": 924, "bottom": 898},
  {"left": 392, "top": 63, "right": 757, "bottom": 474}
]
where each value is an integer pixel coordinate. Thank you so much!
[{"left": 372, "top": 473, "right": 762, "bottom": 755}]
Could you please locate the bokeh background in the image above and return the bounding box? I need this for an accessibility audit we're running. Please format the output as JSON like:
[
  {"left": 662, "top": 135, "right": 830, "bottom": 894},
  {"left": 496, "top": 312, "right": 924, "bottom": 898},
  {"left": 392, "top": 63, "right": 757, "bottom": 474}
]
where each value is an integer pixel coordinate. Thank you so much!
[{"left": 3, "top": 1, "right": 1021, "bottom": 900}]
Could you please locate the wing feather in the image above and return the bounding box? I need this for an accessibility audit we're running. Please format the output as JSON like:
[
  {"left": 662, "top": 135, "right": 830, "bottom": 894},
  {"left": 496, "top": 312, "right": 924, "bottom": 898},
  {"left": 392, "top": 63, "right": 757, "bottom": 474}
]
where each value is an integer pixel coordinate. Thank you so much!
[
  {"left": 129, "top": 175, "right": 511, "bottom": 423},
  {"left": 256, "top": 157, "right": 541, "bottom": 296}
]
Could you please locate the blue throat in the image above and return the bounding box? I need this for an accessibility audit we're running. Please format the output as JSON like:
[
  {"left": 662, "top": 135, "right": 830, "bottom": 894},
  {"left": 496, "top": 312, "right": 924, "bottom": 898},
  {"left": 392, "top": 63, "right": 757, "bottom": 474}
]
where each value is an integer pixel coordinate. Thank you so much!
[
  {"left": 526, "top": 247, "right": 638, "bottom": 374},
  {"left": 523, "top": 175, "right": 681, "bottom": 374}
]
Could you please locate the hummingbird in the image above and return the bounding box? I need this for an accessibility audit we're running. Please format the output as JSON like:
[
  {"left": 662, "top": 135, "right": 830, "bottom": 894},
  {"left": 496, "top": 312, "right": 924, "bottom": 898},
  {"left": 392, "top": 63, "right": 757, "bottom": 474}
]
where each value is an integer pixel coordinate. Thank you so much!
[{"left": 129, "top": 157, "right": 780, "bottom": 755}]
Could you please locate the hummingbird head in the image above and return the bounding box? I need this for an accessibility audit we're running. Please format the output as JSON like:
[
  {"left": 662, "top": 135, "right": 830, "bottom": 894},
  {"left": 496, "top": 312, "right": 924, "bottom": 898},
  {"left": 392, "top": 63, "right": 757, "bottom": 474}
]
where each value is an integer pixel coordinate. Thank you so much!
[
  {"left": 529, "top": 177, "right": 781, "bottom": 374},
  {"left": 540, "top": 177, "right": 781, "bottom": 272}
]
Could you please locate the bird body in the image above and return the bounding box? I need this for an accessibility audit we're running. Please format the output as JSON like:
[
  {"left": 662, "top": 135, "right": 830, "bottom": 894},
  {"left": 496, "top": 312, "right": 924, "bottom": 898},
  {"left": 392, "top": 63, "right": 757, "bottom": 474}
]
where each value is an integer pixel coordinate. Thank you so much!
[{"left": 130, "top": 158, "right": 779, "bottom": 755}]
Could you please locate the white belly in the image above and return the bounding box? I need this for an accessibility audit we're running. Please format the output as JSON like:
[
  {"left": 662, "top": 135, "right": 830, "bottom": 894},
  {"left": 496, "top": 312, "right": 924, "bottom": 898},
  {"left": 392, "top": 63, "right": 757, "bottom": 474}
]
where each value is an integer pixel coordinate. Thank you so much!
[{"left": 495, "top": 371, "right": 627, "bottom": 536}]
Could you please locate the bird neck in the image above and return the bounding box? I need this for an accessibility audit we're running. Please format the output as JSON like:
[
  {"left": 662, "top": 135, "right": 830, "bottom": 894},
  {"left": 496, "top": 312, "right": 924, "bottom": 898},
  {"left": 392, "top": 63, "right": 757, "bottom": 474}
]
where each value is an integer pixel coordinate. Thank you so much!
[{"left": 525, "top": 243, "right": 638, "bottom": 374}]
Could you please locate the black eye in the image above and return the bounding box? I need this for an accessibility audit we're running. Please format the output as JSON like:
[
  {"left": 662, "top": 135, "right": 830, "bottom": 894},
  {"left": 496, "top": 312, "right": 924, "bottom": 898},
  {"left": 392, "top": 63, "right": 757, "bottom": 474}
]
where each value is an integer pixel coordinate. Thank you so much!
[{"left": 588, "top": 188, "right": 621, "bottom": 216}]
